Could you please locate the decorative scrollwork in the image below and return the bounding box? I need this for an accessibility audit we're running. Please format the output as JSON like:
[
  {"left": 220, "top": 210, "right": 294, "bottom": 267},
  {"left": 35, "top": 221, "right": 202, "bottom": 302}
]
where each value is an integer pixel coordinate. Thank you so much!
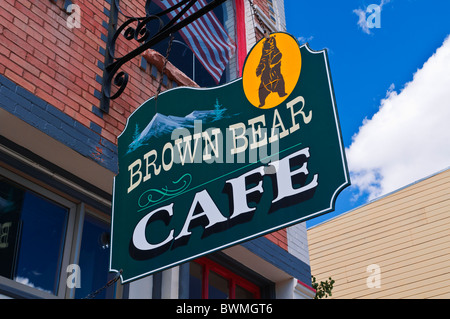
[
  {"left": 100, "top": 0, "right": 227, "bottom": 112},
  {"left": 110, "top": 71, "right": 129, "bottom": 99},
  {"left": 137, "top": 173, "right": 193, "bottom": 211}
]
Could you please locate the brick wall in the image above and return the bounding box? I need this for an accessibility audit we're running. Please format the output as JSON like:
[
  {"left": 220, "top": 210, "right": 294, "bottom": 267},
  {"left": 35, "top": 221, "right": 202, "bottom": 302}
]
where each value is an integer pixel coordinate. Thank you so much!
[
  {"left": 265, "top": 228, "right": 288, "bottom": 250},
  {"left": 0, "top": 0, "right": 176, "bottom": 141},
  {"left": 0, "top": 0, "right": 174, "bottom": 170},
  {"left": 1, "top": 0, "right": 108, "bottom": 135}
]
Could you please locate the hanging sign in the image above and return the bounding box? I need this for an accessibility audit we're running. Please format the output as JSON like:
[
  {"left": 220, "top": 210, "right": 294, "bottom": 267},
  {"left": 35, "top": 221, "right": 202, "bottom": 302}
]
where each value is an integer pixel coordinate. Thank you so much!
[{"left": 110, "top": 32, "right": 350, "bottom": 283}]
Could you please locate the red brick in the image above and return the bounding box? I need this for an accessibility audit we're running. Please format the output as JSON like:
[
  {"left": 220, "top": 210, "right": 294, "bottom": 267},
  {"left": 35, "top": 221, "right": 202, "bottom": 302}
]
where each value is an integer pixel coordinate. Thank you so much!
[
  {"left": 67, "top": 43, "right": 85, "bottom": 64},
  {"left": 2, "top": 1, "right": 29, "bottom": 24},
  {"left": 24, "top": 37, "right": 52, "bottom": 61},
  {"left": 2, "top": 32, "right": 33, "bottom": 59},
  {"left": 39, "top": 72, "right": 68, "bottom": 95},
  {"left": 19, "top": 0, "right": 32, "bottom": 10},
  {"left": 55, "top": 73, "right": 77, "bottom": 93},
  {"left": 0, "top": 5, "right": 14, "bottom": 22},
  {"left": 67, "top": 89, "right": 91, "bottom": 108},
  {"left": 27, "top": 19, "right": 45, "bottom": 42},
  {"left": 55, "top": 25, "right": 73, "bottom": 46},
  {"left": 3, "top": 0, "right": 16, "bottom": 7},
  {"left": 104, "top": 124, "right": 119, "bottom": 138},
  {"left": 41, "top": 21, "right": 59, "bottom": 44},
  {"left": 12, "top": 16, "right": 28, "bottom": 34},
  {"left": 16, "top": 1, "right": 44, "bottom": 27},
  {"left": 52, "top": 89, "right": 75, "bottom": 109},
  {"left": 4, "top": 59, "right": 24, "bottom": 77},
  {"left": 103, "top": 114, "right": 118, "bottom": 128},
  {"left": 73, "top": 111, "right": 91, "bottom": 128},
  {"left": 23, "top": 71, "right": 52, "bottom": 95},
  {"left": 51, "top": 43, "right": 71, "bottom": 63},
  {"left": 31, "top": 49, "right": 48, "bottom": 65},
  {"left": 79, "top": 106, "right": 104, "bottom": 128},
  {"left": 35, "top": 88, "right": 66, "bottom": 111},
  {"left": 5, "top": 69, "right": 36, "bottom": 93},
  {"left": 24, "top": 53, "right": 57, "bottom": 78},
  {"left": 59, "top": 66, "right": 78, "bottom": 83},
  {"left": 30, "top": 1, "right": 49, "bottom": 17},
  {"left": 0, "top": 43, "right": 10, "bottom": 59},
  {"left": 81, "top": 90, "right": 99, "bottom": 106},
  {"left": 264, "top": 229, "right": 288, "bottom": 251},
  {"left": 2, "top": 21, "right": 27, "bottom": 41},
  {"left": 107, "top": 108, "right": 127, "bottom": 126}
]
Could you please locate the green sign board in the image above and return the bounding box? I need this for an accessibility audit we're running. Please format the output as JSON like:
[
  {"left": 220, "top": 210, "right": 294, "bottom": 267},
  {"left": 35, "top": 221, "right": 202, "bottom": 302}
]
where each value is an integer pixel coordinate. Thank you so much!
[{"left": 110, "top": 33, "right": 350, "bottom": 283}]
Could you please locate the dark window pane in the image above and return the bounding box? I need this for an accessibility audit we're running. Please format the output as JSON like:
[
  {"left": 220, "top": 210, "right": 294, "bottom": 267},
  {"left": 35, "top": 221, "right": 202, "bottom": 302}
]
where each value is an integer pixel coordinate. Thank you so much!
[
  {"left": 75, "top": 214, "right": 110, "bottom": 299},
  {"left": 235, "top": 284, "right": 255, "bottom": 299},
  {"left": 188, "top": 261, "right": 203, "bottom": 299},
  {"left": 208, "top": 270, "right": 228, "bottom": 299},
  {"left": 0, "top": 178, "right": 68, "bottom": 295}
]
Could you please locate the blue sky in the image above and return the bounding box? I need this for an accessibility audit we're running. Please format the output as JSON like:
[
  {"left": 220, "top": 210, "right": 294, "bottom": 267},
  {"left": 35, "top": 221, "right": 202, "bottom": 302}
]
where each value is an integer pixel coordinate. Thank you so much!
[{"left": 284, "top": 0, "right": 450, "bottom": 227}]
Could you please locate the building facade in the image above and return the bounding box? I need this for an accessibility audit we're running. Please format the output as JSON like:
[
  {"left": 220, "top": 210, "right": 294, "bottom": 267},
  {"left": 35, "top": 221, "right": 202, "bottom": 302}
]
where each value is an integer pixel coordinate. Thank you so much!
[
  {"left": 0, "top": 0, "right": 314, "bottom": 299},
  {"left": 308, "top": 168, "right": 450, "bottom": 299}
]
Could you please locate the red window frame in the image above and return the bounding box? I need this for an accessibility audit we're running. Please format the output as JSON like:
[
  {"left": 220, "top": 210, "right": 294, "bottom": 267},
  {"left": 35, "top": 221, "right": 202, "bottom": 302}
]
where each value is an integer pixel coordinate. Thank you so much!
[{"left": 193, "top": 257, "right": 261, "bottom": 299}]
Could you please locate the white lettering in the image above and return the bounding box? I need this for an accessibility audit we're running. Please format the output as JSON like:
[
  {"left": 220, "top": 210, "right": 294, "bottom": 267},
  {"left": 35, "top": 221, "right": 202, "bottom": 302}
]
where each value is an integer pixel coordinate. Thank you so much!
[
  {"left": 174, "top": 190, "right": 227, "bottom": 242},
  {"left": 248, "top": 115, "right": 268, "bottom": 150},
  {"left": 143, "top": 149, "right": 161, "bottom": 182},
  {"left": 161, "top": 142, "right": 174, "bottom": 171},
  {"left": 132, "top": 203, "right": 174, "bottom": 251},
  {"left": 229, "top": 122, "right": 248, "bottom": 155},
  {"left": 202, "top": 128, "right": 222, "bottom": 162},
  {"left": 287, "top": 96, "right": 312, "bottom": 134},
  {"left": 174, "top": 133, "right": 202, "bottom": 165},
  {"left": 226, "top": 166, "right": 265, "bottom": 220},
  {"left": 270, "top": 147, "right": 318, "bottom": 205},
  {"left": 269, "top": 108, "right": 289, "bottom": 143},
  {"left": 127, "top": 159, "right": 142, "bottom": 193}
]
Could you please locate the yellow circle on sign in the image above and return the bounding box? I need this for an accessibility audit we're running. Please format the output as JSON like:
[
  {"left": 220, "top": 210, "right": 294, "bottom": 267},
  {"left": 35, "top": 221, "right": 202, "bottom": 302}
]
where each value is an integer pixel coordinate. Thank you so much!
[{"left": 243, "top": 33, "right": 301, "bottom": 109}]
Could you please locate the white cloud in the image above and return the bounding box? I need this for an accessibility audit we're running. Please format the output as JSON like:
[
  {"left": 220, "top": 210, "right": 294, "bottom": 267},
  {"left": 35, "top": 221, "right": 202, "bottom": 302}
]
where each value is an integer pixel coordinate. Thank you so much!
[
  {"left": 354, "top": 0, "right": 391, "bottom": 34},
  {"left": 15, "top": 276, "right": 52, "bottom": 294},
  {"left": 297, "top": 35, "right": 314, "bottom": 44},
  {"left": 346, "top": 35, "right": 450, "bottom": 201},
  {"left": 353, "top": 8, "right": 371, "bottom": 34}
]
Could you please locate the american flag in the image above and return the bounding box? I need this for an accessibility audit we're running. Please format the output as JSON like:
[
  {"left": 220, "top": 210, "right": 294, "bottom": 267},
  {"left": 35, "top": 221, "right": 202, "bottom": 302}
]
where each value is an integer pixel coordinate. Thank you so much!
[{"left": 154, "top": 0, "right": 236, "bottom": 84}]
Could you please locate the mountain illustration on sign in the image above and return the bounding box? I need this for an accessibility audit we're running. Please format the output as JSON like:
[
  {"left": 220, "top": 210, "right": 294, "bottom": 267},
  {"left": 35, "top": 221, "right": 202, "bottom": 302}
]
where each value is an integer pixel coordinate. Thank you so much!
[{"left": 127, "top": 99, "right": 231, "bottom": 153}]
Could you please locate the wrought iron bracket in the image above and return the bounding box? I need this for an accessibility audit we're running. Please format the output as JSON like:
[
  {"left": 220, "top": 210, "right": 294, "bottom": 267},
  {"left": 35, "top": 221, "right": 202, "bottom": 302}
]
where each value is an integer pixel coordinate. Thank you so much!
[{"left": 100, "top": 0, "right": 227, "bottom": 113}]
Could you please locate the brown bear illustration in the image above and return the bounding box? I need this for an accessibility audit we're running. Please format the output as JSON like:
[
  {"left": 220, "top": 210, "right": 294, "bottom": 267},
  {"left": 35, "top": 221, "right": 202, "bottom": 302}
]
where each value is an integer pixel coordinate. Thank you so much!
[{"left": 256, "top": 35, "right": 287, "bottom": 107}]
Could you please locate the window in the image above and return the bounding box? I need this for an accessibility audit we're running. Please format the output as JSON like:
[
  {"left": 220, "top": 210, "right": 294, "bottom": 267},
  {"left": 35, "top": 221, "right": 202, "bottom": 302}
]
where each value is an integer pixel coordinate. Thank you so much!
[
  {"left": 0, "top": 167, "right": 115, "bottom": 299},
  {"left": 267, "top": 0, "right": 277, "bottom": 24},
  {"left": 189, "top": 257, "right": 261, "bottom": 299},
  {"left": 0, "top": 176, "right": 69, "bottom": 296},
  {"left": 74, "top": 214, "right": 111, "bottom": 299},
  {"left": 147, "top": 0, "right": 238, "bottom": 87}
]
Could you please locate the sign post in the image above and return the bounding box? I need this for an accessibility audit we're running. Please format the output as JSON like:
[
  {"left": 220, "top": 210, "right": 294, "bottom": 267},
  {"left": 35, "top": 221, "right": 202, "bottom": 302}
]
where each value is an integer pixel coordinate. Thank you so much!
[{"left": 110, "top": 33, "right": 350, "bottom": 283}]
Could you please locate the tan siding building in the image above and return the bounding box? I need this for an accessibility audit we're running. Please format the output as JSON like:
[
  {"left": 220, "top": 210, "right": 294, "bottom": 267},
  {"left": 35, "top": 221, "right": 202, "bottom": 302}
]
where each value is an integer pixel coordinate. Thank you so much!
[{"left": 307, "top": 168, "right": 450, "bottom": 299}]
